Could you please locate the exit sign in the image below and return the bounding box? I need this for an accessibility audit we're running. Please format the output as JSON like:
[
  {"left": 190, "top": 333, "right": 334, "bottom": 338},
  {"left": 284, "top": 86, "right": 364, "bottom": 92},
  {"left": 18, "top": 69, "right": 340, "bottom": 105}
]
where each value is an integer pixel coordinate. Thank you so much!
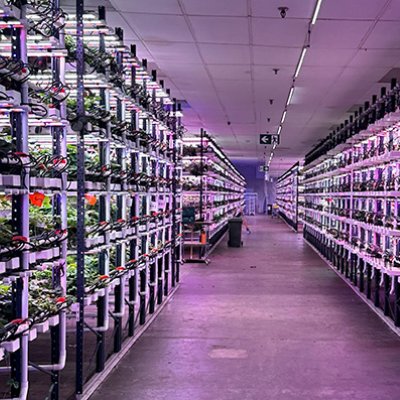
[
  {"left": 260, "top": 134, "right": 280, "bottom": 145},
  {"left": 259, "top": 165, "right": 269, "bottom": 172}
]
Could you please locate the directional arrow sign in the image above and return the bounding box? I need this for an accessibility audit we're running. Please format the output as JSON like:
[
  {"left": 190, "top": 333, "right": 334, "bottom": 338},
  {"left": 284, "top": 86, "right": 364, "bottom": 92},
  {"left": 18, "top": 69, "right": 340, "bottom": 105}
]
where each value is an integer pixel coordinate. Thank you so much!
[
  {"left": 259, "top": 134, "right": 280, "bottom": 145},
  {"left": 259, "top": 165, "right": 269, "bottom": 172}
]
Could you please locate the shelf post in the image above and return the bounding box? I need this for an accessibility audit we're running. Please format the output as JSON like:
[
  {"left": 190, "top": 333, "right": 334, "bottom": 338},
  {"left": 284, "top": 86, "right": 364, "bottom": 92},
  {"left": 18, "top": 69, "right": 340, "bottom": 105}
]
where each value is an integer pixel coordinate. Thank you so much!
[
  {"left": 9, "top": 2, "right": 29, "bottom": 398},
  {"left": 366, "top": 263, "right": 372, "bottom": 299},
  {"left": 374, "top": 269, "right": 381, "bottom": 308},
  {"left": 75, "top": 0, "right": 86, "bottom": 394},
  {"left": 394, "top": 278, "right": 400, "bottom": 327},
  {"left": 383, "top": 273, "right": 391, "bottom": 316},
  {"left": 171, "top": 100, "right": 178, "bottom": 287},
  {"left": 358, "top": 258, "right": 364, "bottom": 293}
]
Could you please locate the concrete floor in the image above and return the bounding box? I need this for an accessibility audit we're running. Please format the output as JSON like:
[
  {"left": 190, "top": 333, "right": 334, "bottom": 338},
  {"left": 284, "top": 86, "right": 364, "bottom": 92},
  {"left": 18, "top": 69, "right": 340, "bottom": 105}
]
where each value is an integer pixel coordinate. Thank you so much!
[{"left": 91, "top": 217, "right": 400, "bottom": 400}]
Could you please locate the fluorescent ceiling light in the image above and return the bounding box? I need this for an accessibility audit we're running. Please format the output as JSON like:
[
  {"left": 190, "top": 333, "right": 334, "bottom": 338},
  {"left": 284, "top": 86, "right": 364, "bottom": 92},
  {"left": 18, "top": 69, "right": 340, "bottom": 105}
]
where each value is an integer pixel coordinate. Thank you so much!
[
  {"left": 287, "top": 86, "right": 294, "bottom": 106},
  {"left": 277, "top": 125, "right": 282, "bottom": 135},
  {"left": 294, "top": 47, "right": 307, "bottom": 78},
  {"left": 281, "top": 110, "right": 287, "bottom": 124},
  {"left": 311, "top": 0, "right": 323, "bottom": 25}
]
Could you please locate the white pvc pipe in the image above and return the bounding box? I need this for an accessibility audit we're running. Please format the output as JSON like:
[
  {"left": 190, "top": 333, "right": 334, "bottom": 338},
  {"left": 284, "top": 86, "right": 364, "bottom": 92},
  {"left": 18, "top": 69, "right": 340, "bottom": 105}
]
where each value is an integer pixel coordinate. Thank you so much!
[
  {"left": 2, "top": 335, "right": 29, "bottom": 400},
  {"left": 30, "top": 310, "right": 66, "bottom": 371},
  {"left": 0, "top": 311, "right": 67, "bottom": 374}
]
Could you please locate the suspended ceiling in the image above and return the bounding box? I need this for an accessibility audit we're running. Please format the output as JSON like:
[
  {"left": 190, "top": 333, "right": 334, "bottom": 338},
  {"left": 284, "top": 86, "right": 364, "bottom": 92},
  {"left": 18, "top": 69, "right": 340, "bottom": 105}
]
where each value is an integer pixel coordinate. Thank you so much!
[{"left": 61, "top": 0, "right": 400, "bottom": 176}]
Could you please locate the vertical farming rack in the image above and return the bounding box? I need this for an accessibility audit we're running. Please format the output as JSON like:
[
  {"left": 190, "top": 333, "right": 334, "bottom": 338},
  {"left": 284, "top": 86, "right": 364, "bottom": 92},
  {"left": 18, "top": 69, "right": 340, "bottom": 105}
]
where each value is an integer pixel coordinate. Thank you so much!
[
  {"left": 302, "top": 80, "right": 400, "bottom": 328},
  {"left": 0, "top": 2, "right": 183, "bottom": 399},
  {"left": 276, "top": 162, "right": 302, "bottom": 231},
  {"left": 182, "top": 130, "right": 246, "bottom": 262}
]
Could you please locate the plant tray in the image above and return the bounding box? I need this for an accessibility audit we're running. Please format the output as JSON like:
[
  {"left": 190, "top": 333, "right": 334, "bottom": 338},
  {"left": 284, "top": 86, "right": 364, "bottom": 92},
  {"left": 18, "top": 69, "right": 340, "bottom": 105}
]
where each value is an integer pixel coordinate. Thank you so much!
[{"left": 1, "top": 338, "right": 20, "bottom": 353}]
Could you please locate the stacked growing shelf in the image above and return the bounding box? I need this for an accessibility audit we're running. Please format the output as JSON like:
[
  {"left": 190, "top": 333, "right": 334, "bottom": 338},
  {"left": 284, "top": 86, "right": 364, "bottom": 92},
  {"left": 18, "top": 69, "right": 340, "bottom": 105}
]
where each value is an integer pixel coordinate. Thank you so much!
[
  {"left": 0, "top": 3, "right": 183, "bottom": 399},
  {"left": 298, "top": 164, "right": 305, "bottom": 225},
  {"left": 302, "top": 81, "right": 400, "bottom": 327},
  {"left": 182, "top": 131, "right": 245, "bottom": 261},
  {"left": 0, "top": 1, "right": 70, "bottom": 398},
  {"left": 276, "top": 163, "right": 302, "bottom": 231}
]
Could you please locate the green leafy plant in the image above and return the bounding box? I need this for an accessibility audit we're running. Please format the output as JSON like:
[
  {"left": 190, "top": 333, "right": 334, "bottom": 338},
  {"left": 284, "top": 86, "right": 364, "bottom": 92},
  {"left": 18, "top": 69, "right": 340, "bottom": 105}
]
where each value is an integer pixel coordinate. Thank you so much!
[{"left": 29, "top": 195, "right": 60, "bottom": 237}]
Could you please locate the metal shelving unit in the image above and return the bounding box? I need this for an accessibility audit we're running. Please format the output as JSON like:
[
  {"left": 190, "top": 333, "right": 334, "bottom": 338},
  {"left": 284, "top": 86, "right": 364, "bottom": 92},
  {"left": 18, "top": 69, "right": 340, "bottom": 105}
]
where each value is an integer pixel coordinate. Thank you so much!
[
  {"left": 302, "top": 80, "right": 400, "bottom": 328},
  {"left": 0, "top": 2, "right": 183, "bottom": 399},
  {"left": 182, "top": 129, "right": 245, "bottom": 263}
]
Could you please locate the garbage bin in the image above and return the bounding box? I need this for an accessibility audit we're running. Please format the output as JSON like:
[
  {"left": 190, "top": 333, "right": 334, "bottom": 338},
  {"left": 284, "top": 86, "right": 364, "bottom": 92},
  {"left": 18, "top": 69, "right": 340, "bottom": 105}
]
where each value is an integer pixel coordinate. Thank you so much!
[
  {"left": 267, "top": 204, "right": 272, "bottom": 215},
  {"left": 228, "top": 217, "right": 243, "bottom": 247}
]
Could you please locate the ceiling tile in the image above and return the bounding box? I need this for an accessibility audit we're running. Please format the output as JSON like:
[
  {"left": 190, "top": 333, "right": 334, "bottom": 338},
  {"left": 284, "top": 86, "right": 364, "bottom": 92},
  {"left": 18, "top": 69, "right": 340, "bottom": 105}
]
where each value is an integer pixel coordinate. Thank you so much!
[
  {"left": 252, "top": 18, "right": 309, "bottom": 47},
  {"left": 253, "top": 65, "right": 293, "bottom": 81},
  {"left": 188, "top": 97, "right": 221, "bottom": 112},
  {"left": 199, "top": 44, "right": 251, "bottom": 65},
  {"left": 284, "top": 110, "right": 315, "bottom": 127},
  {"left": 251, "top": 0, "right": 315, "bottom": 18},
  {"left": 226, "top": 106, "right": 255, "bottom": 123},
  {"left": 191, "top": 100, "right": 225, "bottom": 112},
  {"left": 110, "top": 0, "right": 181, "bottom": 14},
  {"left": 61, "top": 0, "right": 115, "bottom": 10},
  {"left": 183, "top": 87, "right": 219, "bottom": 104},
  {"left": 252, "top": 46, "right": 300, "bottom": 66},
  {"left": 190, "top": 108, "right": 226, "bottom": 124},
  {"left": 124, "top": 41, "right": 155, "bottom": 63},
  {"left": 320, "top": 67, "right": 390, "bottom": 109},
  {"left": 321, "top": 88, "right": 369, "bottom": 111},
  {"left": 189, "top": 16, "right": 249, "bottom": 44},
  {"left": 233, "top": 124, "right": 258, "bottom": 135},
  {"left": 214, "top": 79, "right": 253, "bottom": 102},
  {"left": 349, "top": 48, "right": 400, "bottom": 68},
  {"left": 104, "top": 12, "right": 138, "bottom": 40},
  {"left": 125, "top": 13, "right": 193, "bottom": 42},
  {"left": 145, "top": 42, "right": 202, "bottom": 63},
  {"left": 381, "top": 0, "right": 400, "bottom": 21},
  {"left": 183, "top": 109, "right": 203, "bottom": 122},
  {"left": 181, "top": 0, "right": 247, "bottom": 16},
  {"left": 157, "top": 63, "right": 208, "bottom": 79},
  {"left": 304, "top": 48, "right": 356, "bottom": 67},
  {"left": 202, "top": 123, "right": 236, "bottom": 135},
  {"left": 310, "top": 20, "right": 372, "bottom": 49},
  {"left": 363, "top": 21, "right": 400, "bottom": 49},
  {"left": 319, "top": 0, "right": 386, "bottom": 20},
  {"left": 207, "top": 64, "right": 252, "bottom": 80},
  {"left": 339, "top": 66, "right": 392, "bottom": 84},
  {"left": 296, "top": 66, "right": 344, "bottom": 90}
]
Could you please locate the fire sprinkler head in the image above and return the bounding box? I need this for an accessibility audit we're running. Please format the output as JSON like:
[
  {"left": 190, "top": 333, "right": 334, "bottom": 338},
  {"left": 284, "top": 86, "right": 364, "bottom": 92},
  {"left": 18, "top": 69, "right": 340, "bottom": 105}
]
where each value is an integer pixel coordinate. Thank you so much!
[{"left": 278, "top": 6, "right": 288, "bottom": 18}]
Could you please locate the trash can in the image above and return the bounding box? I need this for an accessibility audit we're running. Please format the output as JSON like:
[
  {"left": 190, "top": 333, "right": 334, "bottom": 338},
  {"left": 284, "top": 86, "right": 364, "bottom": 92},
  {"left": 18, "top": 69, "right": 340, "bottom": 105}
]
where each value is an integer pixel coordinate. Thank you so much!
[
  {"left": 267, "top": 204, "right": 272, "bottom": 215},
  {"left": 228, "top": 217, "right": 243, "bottom": 247}
]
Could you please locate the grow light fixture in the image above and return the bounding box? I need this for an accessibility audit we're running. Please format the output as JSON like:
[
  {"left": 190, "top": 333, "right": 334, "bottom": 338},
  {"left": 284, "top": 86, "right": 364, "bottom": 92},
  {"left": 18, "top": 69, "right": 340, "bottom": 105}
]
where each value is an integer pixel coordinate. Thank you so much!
[
  {"left": 0, "top": 21, "right": 24, "bottom": 28},
  {"left": 26, "top": 49, "right": 67, "bottom": 57},
  {"left": 287, "top": 86, "right": 294, "bottom": 106},
  {"left": 294, "top": 47, "right": 307, "bottom": 79},
  {"left": 281, "top": 110, "right": 287, "bottom": 124},
  {"left": 311, "top": 0, "right": 323, "bottom": 25}
]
